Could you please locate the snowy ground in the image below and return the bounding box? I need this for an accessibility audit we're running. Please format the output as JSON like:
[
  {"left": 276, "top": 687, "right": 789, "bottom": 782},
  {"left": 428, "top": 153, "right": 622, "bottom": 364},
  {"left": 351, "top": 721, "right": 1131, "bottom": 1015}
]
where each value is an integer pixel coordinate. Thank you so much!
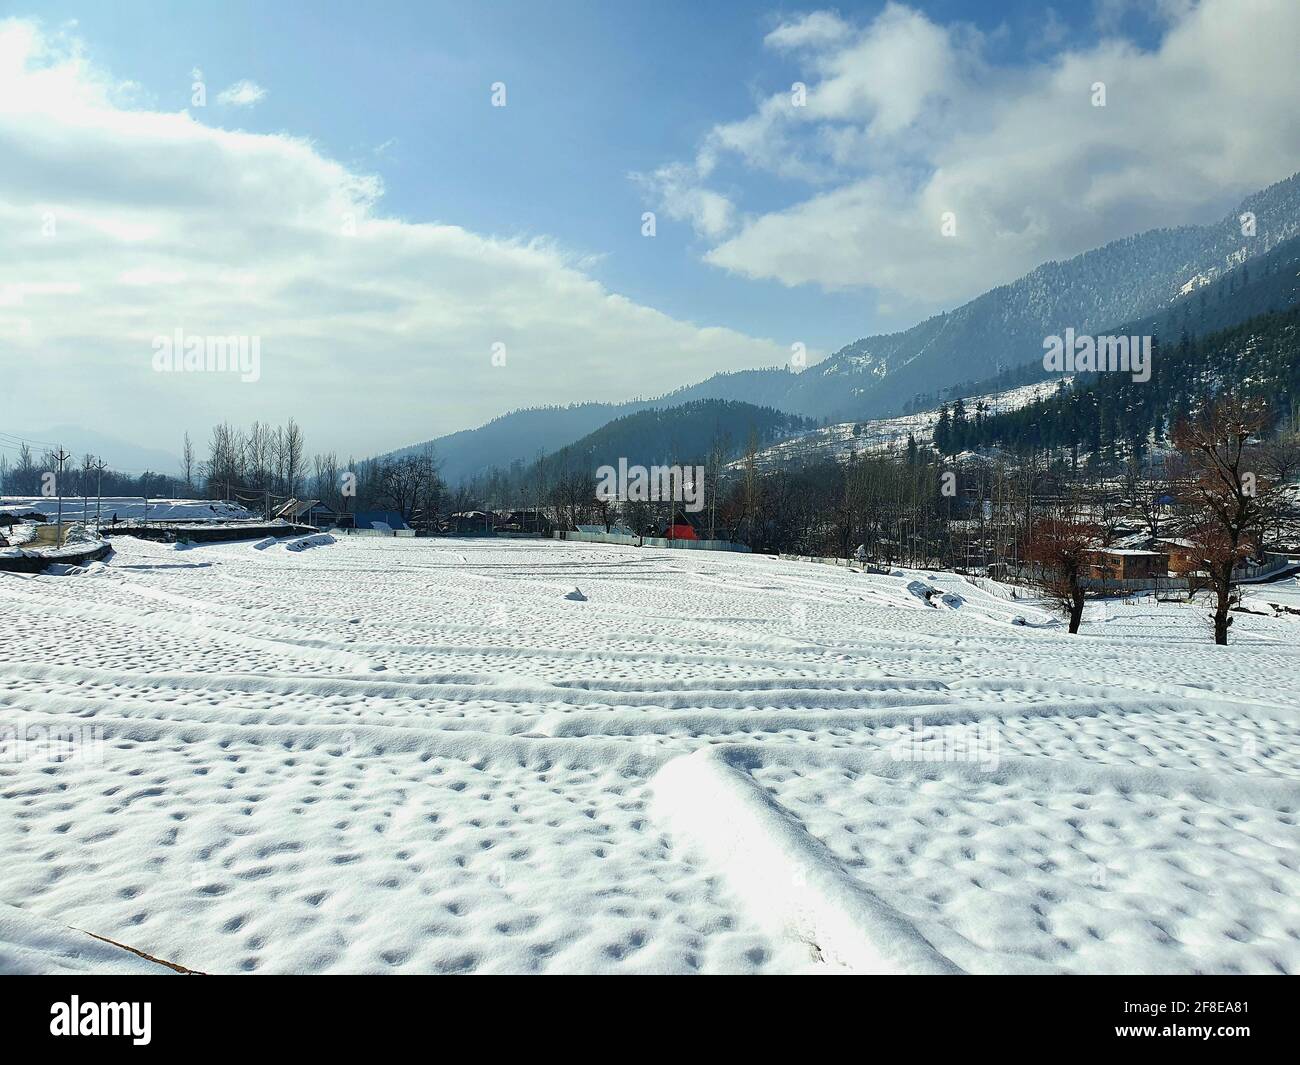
[
  {"left": 1, "top": 535, "right": 1297, "bottom": 974},
  {"left": 1, "top": 496, "right": 252, "bottom": 523}
]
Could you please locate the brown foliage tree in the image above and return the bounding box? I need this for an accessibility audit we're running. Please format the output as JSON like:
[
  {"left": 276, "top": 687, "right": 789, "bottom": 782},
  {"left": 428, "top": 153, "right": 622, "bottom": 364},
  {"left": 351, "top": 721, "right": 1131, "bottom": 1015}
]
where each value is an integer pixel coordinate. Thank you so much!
[
  {"left": 1170, "top": 393, "right": 1273, "bottom": 645},
  {"left": 1024, "top": 512, "right": 1103, "bottom": 634}
]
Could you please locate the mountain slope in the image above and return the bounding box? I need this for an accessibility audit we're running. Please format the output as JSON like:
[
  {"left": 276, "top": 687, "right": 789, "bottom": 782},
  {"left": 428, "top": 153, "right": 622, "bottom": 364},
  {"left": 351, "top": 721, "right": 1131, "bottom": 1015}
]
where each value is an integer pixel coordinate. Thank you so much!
[
  {"left": 389, "top": 368, "right": 798, "bottom": 484},
  {"left": 731, "top": 378, "right": 1070, "bottom": 473},
  {"left": 788, "top": 172, "right": 1300, "bottom": 423},
  {"left": 516, "top": 399, "right": 812, "bottom": 485},
  {"left": 739, "top": 231, "right": 1300, "bottom": 471},
  {"left": 956, "top": 304, "right": 1300, "bottom": 460}
]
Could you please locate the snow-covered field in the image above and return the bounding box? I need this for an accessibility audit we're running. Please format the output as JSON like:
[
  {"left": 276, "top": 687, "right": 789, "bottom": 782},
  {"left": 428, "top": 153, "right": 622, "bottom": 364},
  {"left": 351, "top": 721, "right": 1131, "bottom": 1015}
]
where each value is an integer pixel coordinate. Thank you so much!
[
  {"left": 1, "top": 496, "right": 252, "bottom": 523},
  {"left": 1, "top": 535, "right": 1298, "bottom": 974}
]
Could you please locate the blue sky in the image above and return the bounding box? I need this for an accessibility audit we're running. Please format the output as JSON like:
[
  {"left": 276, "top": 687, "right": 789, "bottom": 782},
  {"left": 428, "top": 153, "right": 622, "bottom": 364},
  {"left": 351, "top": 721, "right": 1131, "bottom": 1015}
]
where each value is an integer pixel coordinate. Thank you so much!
[
  {"left": 16, "top": 0, "right": 1172, "bottom": 348},
  {"left": 2, "top": 0, "right": 1297, "bottom": 462}
]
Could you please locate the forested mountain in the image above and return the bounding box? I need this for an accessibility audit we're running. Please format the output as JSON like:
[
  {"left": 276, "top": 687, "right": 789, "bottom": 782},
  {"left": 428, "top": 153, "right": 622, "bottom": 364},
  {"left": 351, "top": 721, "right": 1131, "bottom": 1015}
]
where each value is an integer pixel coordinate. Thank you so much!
[
  {"left": 943, "top": 304, "right": 1300, "bottom": 463},
  {"left": 465, "top": 399, "right": 812, "bottom": 500},
  {"left": 616, "top": 171, "right": 1300, "bottom": 430},
  {"left": 778, "top": 172, "right": 1300, "bottom": 424},
  {"left": 901, "top": 225, "right": 1300, "bottom": 415},
  {"left": 730, "top": 234, "right": 1300, "bottom": 475},
  {"left": 386, "top": 368, "right": 800, "bottom": 485},
  {"left": 390, "top": 401, "right": 642, "bottom": 485}
]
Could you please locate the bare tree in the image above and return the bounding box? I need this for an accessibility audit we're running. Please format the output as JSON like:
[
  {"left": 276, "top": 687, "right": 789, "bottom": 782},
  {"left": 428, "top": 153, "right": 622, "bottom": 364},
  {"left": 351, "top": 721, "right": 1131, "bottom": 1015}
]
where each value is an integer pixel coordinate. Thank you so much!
[
  {"left": 375, "top": 450, "right": 443, "bottom": 524},
  {"left": 205, "top": 422, "right": 244, "bottom": 499},
  {"left": 1171, "top": 393, "right": 1274, "bottom": 645},
  {"left": 283, "top": 418, "right": 306, "bottom": 497},
  {"left": 312, "top": 452, "right": 340, "bottom": 508},
  {"left": 246, "top": 421, "right": 271, "bottom": 491},
  {"left": 739, "top": 430, "right": 762, "bottom": 545}
]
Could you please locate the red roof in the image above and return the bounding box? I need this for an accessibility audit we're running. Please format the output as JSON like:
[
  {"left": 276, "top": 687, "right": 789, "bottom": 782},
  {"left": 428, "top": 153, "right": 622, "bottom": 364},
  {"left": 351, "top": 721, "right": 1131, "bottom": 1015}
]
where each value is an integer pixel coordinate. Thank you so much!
[{"left": 666, "top": 524, "right": 698, "bottom": 540}]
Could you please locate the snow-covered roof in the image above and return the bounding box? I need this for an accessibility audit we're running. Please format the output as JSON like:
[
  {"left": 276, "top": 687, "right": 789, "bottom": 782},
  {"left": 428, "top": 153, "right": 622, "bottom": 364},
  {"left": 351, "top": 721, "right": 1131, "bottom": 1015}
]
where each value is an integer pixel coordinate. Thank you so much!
[{"left": 1088, "top": 548, "right": 1166, "bottom": 556}]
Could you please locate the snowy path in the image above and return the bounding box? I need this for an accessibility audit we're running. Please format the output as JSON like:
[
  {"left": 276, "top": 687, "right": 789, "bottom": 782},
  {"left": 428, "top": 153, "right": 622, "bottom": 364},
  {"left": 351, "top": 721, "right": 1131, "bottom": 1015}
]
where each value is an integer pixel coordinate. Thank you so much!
[{"left": 1, "top": 536, "right": 1297, "bottom": 973}]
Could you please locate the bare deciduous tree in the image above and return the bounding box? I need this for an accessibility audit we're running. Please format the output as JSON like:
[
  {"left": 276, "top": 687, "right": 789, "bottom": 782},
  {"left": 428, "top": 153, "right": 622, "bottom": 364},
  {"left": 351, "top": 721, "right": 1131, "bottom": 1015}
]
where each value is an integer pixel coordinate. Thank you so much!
[{"left": 1171, "top": 393, "right": 1274, "bottom": 645}]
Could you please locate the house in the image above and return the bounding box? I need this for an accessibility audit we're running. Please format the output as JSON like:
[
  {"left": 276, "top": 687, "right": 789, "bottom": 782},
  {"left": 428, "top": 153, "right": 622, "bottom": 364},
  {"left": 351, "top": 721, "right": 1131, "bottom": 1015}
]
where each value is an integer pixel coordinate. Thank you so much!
[
  {"left": 662, "top": 510, "right": 700, "bottom": 540},
  {"left": 496, "top": 509, "right": 554, "bottom": 535},
  {"left": 1154, "top": 537, "right": 1197, "bottom": 574},
  {"left": 303, "top": 502, "right": 338, "bottom": 528},
  {"left": 1082, "top": 548, "right": 1169, "bottom": 581},
  {"left": 444, "top": 510, "right": 494, "bottom": 535},
  {"left": 272, "top": 498, "right": 319, "bottom": 522}
]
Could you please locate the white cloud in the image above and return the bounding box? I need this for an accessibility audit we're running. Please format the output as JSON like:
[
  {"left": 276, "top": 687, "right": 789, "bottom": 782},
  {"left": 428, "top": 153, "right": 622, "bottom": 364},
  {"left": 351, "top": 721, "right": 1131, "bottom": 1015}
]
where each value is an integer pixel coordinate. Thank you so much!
[
  {"left": 644, "top": 0, "right": 1300, "bottom": 311},
  {"left": 216, "top": 78, "right": 265, "bottom": 107},
  {"left": 635, "top": 3, "right": 971, "bottom": 231},
  {"left": 764, "top": 11, "right": 852, "bottom": 51},
  {"left": 632, "top": 160, "right": 735, "bottom": 239},
  {"left": 0, "top": 20, "right": 789, "bottom": 457},
  {"left": 804, "top": 3, "right": 960, "bottom": 136}
]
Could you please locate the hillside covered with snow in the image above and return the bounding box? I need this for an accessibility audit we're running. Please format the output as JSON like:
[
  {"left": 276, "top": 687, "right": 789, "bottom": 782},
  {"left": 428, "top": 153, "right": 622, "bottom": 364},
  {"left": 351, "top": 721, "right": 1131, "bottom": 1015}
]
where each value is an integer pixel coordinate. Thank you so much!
[{"left": 732, "top": 378, "right": 1070, "bottom": 471}]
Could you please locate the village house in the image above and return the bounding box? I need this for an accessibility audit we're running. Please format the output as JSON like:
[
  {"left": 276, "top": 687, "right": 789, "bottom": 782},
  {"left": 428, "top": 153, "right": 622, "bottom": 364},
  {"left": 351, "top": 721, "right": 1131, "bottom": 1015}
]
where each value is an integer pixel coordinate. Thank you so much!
[
  {"left": 1154, "top": 537, "right": 1197, "bottom": 574},
  {"left": 495, "top": 509, "right": 555, "bottom": 535},
  {"left": 443, "top": 510, "right": 494, "bottom": 535},
  {"left": 1082, "top": 548, "right": 1169, "bottom": 581},
  {"left": 303, "top": 501, "right": 338, "bottom": 528}
]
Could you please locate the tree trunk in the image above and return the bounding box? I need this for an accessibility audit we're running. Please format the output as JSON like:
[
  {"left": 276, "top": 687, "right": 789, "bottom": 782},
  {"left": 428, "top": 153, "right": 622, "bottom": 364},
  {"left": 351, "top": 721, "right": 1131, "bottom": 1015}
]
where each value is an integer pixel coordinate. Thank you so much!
[
  {"left": 1068, "top": 580, "right": 1085, "bottom": 634},
  {"left": 1213, "top": 562, "right": 1232, "bottom": 645}
]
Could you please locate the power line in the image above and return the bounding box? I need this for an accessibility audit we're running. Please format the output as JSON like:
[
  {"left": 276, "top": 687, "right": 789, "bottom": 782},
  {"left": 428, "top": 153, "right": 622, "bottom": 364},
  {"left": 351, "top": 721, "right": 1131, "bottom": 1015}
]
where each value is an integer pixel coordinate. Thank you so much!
[{"left": 0, "top": 429, "right": 61, "bottom": 449}]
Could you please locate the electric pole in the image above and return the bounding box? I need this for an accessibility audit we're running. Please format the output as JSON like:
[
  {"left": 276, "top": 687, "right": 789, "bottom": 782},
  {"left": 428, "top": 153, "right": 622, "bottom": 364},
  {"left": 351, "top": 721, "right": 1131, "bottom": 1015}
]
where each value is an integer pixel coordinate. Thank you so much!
[
  {"left": 91, "top": 458, "right": 108, "bottom": 528},
  {"left": 52, "top": 446, "right": 70, "bottom": 547}
]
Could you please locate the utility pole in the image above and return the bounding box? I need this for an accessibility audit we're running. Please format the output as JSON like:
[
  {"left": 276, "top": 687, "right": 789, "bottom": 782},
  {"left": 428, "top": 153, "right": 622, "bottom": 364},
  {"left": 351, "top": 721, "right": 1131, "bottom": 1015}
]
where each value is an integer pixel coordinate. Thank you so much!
[
  {"left": 52, "top": 446, "right": 70, "bottom": 547},
  {"left": 91, "top": 458, "right": 108, "bottom": 528}
]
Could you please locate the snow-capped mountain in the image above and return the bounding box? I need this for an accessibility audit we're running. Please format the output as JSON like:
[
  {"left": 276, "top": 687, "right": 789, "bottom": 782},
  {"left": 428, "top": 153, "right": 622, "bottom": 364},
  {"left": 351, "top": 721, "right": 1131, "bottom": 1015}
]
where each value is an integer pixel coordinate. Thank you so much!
[{"left": 776, "top": 172, "right": 1300, "bottom": 424}]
